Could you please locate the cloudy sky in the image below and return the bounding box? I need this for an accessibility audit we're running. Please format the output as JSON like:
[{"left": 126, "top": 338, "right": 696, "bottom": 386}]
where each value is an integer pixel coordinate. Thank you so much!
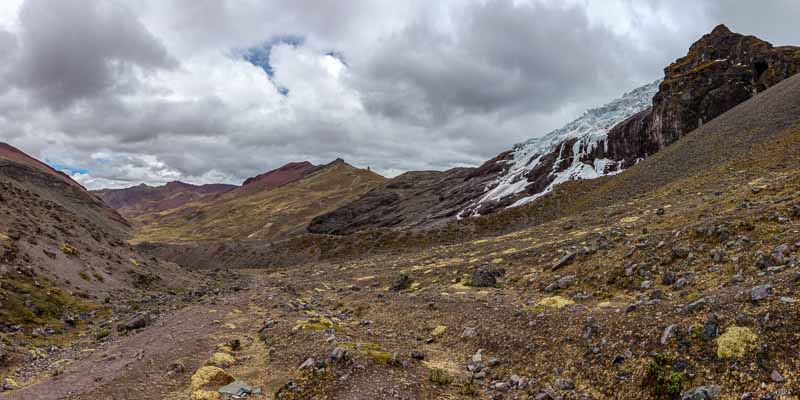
[{"left": 0, "top": 0, "right": 798, "bottom": 189}]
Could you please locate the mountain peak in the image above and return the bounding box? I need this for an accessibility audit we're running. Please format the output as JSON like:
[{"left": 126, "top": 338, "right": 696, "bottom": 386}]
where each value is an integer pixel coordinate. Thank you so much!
[
  {"left": 241, "top": 161, "right": 318, "bottom": 188},
  {"left": 710, "top": 23, "right": 732, "bottom": 35}
]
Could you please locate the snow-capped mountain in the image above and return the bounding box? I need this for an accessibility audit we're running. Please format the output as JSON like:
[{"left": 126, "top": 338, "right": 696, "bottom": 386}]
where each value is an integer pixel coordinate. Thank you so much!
[{"left": 460, "top": 80, "right": 660, "bottom": 216}]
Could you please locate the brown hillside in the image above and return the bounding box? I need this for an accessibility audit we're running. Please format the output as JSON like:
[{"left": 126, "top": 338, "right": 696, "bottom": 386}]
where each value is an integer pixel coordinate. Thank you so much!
[{"left": 131, "top": 159, "right": 386, "bottom": 243}]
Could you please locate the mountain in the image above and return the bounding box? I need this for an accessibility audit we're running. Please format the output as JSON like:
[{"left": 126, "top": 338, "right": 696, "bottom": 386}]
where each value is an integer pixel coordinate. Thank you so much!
[
  {"left": 309, "top": 25, "right": 800, "bottom": 235},
  {"left": 131, "top": 159, "right": 385, "bottom": 243},
  {"left": 93, "top": 181, "right": 237, "bottom": 219},
  {"left": 0, "top": 142, "right": 192, "bottom": 325}
]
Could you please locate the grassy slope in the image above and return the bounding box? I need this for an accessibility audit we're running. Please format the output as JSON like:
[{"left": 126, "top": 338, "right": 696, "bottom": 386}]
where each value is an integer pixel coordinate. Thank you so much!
[{"left": 132, "top": 162, "right": 386, "bottom": 243}]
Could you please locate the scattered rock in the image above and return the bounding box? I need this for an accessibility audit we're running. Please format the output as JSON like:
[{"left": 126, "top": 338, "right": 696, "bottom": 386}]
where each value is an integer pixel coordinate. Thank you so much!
[
  {"left": 410, "top": 351, "right": 425, "bottom": 361},
  {"left": 770, "top": 370, "right": 785, "bottom": 383},
  {"left": 660, "top": 324, "right": 676, "bottom": 345},
  {"left": 471, "top": 266, "right": 504, "bottom": 287},
  {"left": 672, "top": 247, "right": 691, "bottom": 259},
  {"left": 686, "top": 298, "right": 706, "bottom": 312},
  {"left": 557, "top": 275, "right": 576, "bottom": 289},
  {"left": 218, "top": 379, "right": 262, "bottom": 397},
  {"left": 681, "top": 385, "right": 722, "bottom": 400},
  {"left": 750, "top": 284, "right": 772, "bottom": 301},
  {"left": 330, "top": 347, "right": 352, "bottom": 364},
  {"left": 460, "top": 327, "right": 478, "bottom": 338},
  {"left": 391, "top": 274, "right": 412, "bottom": 291},
  {"left": 552, "top": 252, "right": 576, "bottom": 270},
  {"left": 555, "top": 378, "right": 575, "bottom": 390},
  {"left": 118, "top": 312, "right": 152, "bottom": 331},
  {"left": 702, "top": 313, "right": 718, "bottom": 340}
]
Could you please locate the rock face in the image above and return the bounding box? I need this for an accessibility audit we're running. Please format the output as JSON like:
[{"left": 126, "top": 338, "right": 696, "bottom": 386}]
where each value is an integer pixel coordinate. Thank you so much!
[{"left": 309, "top": 25, "right": 800, "bottom": 235}]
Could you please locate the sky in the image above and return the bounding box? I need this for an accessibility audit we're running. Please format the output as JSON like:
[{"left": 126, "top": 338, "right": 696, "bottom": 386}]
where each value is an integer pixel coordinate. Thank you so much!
[{"left": 0, "top": 0, "right": 798, "bottom": 189}]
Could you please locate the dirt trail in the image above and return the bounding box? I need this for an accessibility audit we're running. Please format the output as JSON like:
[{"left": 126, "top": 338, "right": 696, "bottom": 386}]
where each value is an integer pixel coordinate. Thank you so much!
[{"left": 1, "top": 290, "right": 249, "bottom": 400}]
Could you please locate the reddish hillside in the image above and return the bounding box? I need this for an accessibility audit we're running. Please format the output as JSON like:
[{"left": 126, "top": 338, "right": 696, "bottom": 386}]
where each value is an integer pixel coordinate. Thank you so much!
[
  {"left": 240, "top": 161, "right": 319, "bottom": 191},
  {"left": 0, "top": 143, "right": 86, "bottom": 191},
  {"left": 94, "top": 181, "right": 237, "bottom": 218}
]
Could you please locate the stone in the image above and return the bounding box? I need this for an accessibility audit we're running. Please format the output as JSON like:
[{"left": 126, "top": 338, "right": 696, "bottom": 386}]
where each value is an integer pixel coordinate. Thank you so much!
[
  {"left": 471, "top": 349, "right": 483, "bottom": 364},
  {"left": 672, "top": 247, "right": 691, "bottom": 259},
  {"left": 779, "top": 297, "right": 797, "bottom": 304},
  {"left": 471, "top": 266, "right": 504, "bottom": 287},
  {"left": 770, "top": 370, "right": 785, "bottom": 383},
  {"left": 687, "top": 298, "right": 706, "bottom": 312},
  {"left": 750, "top": 284, "right": 772, "bottom": 301},
  {"left": 552, "top": 252, "right": 576, "bottom": 270},
  {"left": 557, "top": 275, "right": 576, "bottom": 289},
  {"left": 218, "top": 380, "right": 262, "bottom": 397},
  {"left": 662, "top": 271, "right": 677, "bottom": 285},
  {"left": 556, "top": 378, "right": 575, "bottom": 390},
  {"left": 410, "top": 351, "right": 425, "bottom": 360},
  {"left": 702, "top": 313, "right": 718, "bottom": 340},
  {"left": 330, "top": 347, "right": 352, "bottom": 363},
  {"left": 660, "top": 324, "right": 676, "bottom": 345},
  {"left": 299, "top": 357, "right": 316, "bottom": 370},
  {"left": 681, "top": 385, "right": 722, "bottom": 400},
  {"left": 460, "top": 327, "right": 478, "bottom": 338},
  {"left": 391, "top": 274, "right": 412, "bottom": 291},
  {"left": 118, "top": 312, "right": 152, "bottom": 331}
]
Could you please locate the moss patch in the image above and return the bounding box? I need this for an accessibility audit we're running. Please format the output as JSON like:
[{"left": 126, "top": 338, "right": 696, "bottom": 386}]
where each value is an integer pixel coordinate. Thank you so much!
[
  {"left": 716, "top": 326, "right": 758, "bottom": 359},
  {"left": 533, "top": 296, "right": 575, "bottom": 309},
  {"left": 190, "top": 366, "right": 234, "bottom": 390},
  {"left": 293, "top": 316, "right": 336, "bottom": 331}
]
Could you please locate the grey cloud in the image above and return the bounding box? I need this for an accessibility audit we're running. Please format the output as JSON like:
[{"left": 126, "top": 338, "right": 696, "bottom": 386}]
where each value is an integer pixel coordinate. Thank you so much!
[
  {"left": 354, "top": 1, "right": 645, "bottom": 127},
  {"left": 10, "top": 0, "right": 177, "bottom": 109}
]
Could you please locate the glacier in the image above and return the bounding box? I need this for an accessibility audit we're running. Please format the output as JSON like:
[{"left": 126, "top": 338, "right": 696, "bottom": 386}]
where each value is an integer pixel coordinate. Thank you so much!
[{"left": 464, "top": 80, "right": 661, "bottom": 216}]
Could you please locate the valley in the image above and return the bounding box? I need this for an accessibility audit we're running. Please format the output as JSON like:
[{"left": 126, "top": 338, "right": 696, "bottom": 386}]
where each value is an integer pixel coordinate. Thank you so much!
[{"left": 0, "top": 24, "right": 799, "bottom": 400}]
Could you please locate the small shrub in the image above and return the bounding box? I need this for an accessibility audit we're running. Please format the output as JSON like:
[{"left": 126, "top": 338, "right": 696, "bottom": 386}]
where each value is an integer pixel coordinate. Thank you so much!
[
  {"left": 95, "top": 329, "right": 111, "bottom": 341},
  {"left": 78, "top": 271, "right": 91, "bottom": 281},
  {"left": 61, "top": 243, "right": 79, "bottom": 256},
  {"left": 643, "top": 353, "right": 686, "bottom": 398},
  {"left": 429, "top": 368, "right": 452, "bottom": 386},
  {"left": 459, "top": 381, "right": 478, "bottom": 396}
]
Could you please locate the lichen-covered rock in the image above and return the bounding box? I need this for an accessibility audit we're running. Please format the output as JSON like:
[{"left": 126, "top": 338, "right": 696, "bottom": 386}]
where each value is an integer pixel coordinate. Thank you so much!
[
  {"left": 191, "top": 390, "right": 221, "bottom": 400},
  {"left": 535, "top": 296, "right": 575, "bottom": 309},
  {"left": 716, "top": 326, "right": 758, "bottom": 359},
  {"left": 207, "top": 352, "right": 236, "bottom": 368},
  {"left": 190, "top": 366, "right": 234, "bottom": 390}
]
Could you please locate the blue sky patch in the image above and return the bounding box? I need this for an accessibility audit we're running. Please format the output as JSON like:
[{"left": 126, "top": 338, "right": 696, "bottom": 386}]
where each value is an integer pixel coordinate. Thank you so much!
[
  {"left": 240, "top": 35, "right": 304, "bottom": 96},
  {"left": 47, "top": 161, "right": 89, "bottom": 175}
]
